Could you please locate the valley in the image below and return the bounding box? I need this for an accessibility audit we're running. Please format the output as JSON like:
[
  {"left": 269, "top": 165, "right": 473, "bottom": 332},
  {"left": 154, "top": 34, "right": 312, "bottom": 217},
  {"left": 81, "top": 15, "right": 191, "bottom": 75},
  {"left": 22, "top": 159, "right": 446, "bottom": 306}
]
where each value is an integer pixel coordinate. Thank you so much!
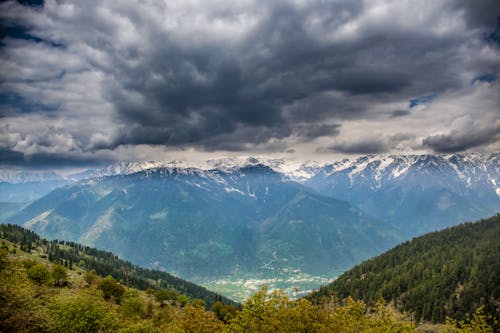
[{"left": 1, "top": 153, "right": 499, "bottom": 301}]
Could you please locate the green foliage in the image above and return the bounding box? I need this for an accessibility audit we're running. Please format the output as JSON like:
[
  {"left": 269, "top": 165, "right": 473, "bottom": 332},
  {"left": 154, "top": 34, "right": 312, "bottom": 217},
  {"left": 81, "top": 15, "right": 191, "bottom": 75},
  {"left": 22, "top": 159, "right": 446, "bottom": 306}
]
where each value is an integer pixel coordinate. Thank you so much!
[
  {"left": 177, "top": 294, "right": 190, "bottom": 306},
  {"left": 229, "top": 286, "right": 416, "bottom": 333},
  {"left": 51, "top": 263, "right": 68, "bottom": 287},
  {"left": 0, "top": 223, "right": 236, "bottom": 308},
  {"left": 0, "top": 247, "right": 8, "bottom": 271},
  {"left": 98, "top": 275, "right": 126, "bottom": 304},
  {"left": 84, "top": 269, "right": 99, "bottom": 285},
  {"left": 191, "top": 298, "right": 205, "bottom": 308},
  {"left": 1, "top": 218, "right": 497, "bottom": 332},
  {"left": 178, "top": 304, "right": 225, "bottom": 332},
  {"left": 121, "top": 290, "right": 147, "bottom": 319},
  {"left": 309, "top": 215, "right": 500, "bottom": 325},
  {"left": 27, "top": 263, "right": 52, "bottom": 285},
  {"left": 442, "top": 307, "right": 496, "bottom": 333},
  {"left": 50, "top": 293, "right": 118, "bottom": 333},
  {"left": 0, "top": 241, "right": 494, "bottom": 333},
  {"left": 154, "top": 289, "right": 170, "bottom": 302},
  {"left": 0, "top": 254, "right": 52, "bottom": 332},
  {"left": 211, "top": 300, "right": 237, "bottom": 322}
]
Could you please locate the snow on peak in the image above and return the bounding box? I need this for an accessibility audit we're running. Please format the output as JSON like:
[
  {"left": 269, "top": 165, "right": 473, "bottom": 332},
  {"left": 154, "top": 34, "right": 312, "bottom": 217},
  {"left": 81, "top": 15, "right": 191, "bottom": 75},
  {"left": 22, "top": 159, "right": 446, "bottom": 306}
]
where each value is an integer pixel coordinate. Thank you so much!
[
  {"left": 77, "top": 153, "right": 499, "bottom": 186},
  {"left": 93, "top": 161, "right": 165, "bottom": 177},
  {"left": 0, "top": 168, "right": 64, "bottom": 184}
]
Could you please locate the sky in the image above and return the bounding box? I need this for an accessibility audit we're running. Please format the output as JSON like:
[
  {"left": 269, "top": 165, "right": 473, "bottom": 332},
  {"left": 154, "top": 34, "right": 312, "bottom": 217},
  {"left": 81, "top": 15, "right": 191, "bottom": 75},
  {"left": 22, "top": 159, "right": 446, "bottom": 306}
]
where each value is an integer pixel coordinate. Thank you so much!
[{"left": 0, "top": 0, "right": 499, "bottom": 167}]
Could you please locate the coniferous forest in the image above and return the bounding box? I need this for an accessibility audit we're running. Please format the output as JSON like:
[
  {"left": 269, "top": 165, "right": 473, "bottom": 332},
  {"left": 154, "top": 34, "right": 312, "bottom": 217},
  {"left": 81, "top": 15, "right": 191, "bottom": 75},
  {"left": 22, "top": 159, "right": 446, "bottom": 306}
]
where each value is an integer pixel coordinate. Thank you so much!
[
  {"left": 0, "top": 223, "right": 235, "bottom": 308},
  {"left": 308, "top": 214, "right": 500, "bottom": 327}
]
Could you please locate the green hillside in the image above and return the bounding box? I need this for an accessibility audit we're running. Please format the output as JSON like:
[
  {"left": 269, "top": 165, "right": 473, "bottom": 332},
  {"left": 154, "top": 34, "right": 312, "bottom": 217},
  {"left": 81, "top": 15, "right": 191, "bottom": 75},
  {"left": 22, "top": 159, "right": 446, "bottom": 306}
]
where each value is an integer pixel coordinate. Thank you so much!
[
  {"left": 0, "top": 223, "right": 236, "bottom": 308},
  {"left": 1, "top": 222, "right": 495, "bottom": 332},
  {"left": 0, "top": 228, "right": 419, "bottom": 333},
  {"left": 308, "top": 214, "right": 500, "bottom": 326}
]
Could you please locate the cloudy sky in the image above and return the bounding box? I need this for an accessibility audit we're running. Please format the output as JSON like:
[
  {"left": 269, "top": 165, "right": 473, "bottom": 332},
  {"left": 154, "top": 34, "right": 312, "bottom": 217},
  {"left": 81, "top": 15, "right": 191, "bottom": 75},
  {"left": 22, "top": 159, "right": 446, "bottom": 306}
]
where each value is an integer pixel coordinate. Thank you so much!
[{"left": 1, "top": 0, "right": 499, "bottom": 167}]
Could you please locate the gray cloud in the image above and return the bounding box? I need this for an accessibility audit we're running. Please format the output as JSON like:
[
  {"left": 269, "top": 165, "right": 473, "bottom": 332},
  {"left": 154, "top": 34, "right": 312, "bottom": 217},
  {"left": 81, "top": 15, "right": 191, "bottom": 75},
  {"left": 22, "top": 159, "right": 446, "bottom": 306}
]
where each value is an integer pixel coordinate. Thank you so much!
[
  {"left": 318, "top": 139, "right": 389, "bottom": 154},
  {"left": 423, "top": 126, "right": 500, "bottom": 153},
  {"left": 0, "top": 0, "right": 499, "bottom": 164},
  {"left": 390, "top": 110, "right": 411, "bottom": 118}
]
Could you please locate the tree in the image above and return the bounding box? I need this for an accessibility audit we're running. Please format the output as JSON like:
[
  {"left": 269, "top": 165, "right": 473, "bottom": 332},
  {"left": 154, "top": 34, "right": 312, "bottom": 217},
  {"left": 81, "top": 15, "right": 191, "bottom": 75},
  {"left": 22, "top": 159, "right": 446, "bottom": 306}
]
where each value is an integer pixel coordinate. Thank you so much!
[
  {"left": 177, "top": 294, "right": 189, "bottom": 307},
  {"left": 179, "top": 304, "right": 225, "bottom": 333},
  {"left": 154, "top": 289, "right": 170, "bottom": 303},
  {"left": 120, "top": 290, "right": 146, "bottom": 320},
  {"left": 50, "top": 293, "right": 117, "bottom": 333},
  {"left": 212, "top": 301, "right": 237, "bottom": 323},
  {"left": 52, "top": 264, "right": 68, "bottom": 287},
  {"left": 98, "top": 275, "right": 125, "bottom": 304},
  {"left": 27, "top": 264, "right": 51, "bottom": 285}
]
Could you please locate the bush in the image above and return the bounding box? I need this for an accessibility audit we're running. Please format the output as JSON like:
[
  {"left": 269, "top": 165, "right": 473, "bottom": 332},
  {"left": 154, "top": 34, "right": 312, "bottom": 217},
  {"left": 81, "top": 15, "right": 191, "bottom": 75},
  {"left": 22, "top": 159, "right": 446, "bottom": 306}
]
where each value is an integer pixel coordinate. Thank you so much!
[
  {"left": 50, "top": 294, "right": 118, "bottom": 333},
  {"left": 27, "top": 264, "right": 51, "bottom": 285},
  {"left": 121, "top": 290, "right": 146, "bottom": 319},
  {"left": 52, "top": 264, "right": 68, "bottom": 287},
  {"left": 98, "top": 275, "right": 125, "bottom": 304}
]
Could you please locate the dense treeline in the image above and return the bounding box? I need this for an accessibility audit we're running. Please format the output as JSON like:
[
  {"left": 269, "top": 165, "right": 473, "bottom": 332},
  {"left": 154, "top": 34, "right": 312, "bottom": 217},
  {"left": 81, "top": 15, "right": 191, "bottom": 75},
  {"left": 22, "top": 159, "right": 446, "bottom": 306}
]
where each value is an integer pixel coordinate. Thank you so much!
[
  {"left": 0, "top": 223, "right": 236, "bottom": 308},
  {"left": 308, "top": 214, "right": 500, "bottom": 326}
]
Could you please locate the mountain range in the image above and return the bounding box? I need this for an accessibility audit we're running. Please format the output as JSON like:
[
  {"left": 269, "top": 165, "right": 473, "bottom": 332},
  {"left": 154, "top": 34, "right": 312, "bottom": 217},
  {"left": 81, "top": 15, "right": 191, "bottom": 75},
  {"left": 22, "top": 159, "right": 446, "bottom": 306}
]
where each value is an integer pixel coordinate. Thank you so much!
[
  {"left": 305, "top": 153, "right": 499, "bottom": 235},
  {"left": 7, "top": 164, "right": 397, "bottom": 281},
  {"left": 2, "top": 153, "right": 499, "bottom": 299}
]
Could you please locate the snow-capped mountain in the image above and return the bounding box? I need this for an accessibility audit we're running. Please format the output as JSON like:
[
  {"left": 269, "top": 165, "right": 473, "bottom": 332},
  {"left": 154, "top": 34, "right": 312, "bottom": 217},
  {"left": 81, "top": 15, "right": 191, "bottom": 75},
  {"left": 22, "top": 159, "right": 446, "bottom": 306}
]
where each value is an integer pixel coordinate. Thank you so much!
[
  {"left": 90, "top": 161, "right": 166, "bottom": 178},
  {"left": 4, "top": 152, "right": 498, "bottom": 297},
  {"left": 84, "top": 153, "right": 500, "bottom": 189},
  {"left": 8, "top": 163, "right": 397, "bottom": 281},
  {"left": 0, "top": 168, "right": 71, "bottom": 203},
  {"left": 86, "top": 157, "right": 324, "bottom": 182},
  {"left": 309, "top": 153, "right": 499, "bottom": 190},
  {"left": 0, "top": 168, "right": 64, "bottom": 184},
  {"left": 305, "top": 153, "right": 500, "bottom": 235}
]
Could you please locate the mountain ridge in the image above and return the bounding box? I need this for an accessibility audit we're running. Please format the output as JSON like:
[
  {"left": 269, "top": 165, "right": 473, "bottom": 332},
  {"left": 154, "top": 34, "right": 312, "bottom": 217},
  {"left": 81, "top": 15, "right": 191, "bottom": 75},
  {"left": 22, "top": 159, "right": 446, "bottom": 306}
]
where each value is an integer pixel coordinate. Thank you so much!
[
  {"left": 307, "top": 214, "right": 500, "bottom": 326},
  {"left": 7, "top": 164, "right": 398, "bottom": 283}
]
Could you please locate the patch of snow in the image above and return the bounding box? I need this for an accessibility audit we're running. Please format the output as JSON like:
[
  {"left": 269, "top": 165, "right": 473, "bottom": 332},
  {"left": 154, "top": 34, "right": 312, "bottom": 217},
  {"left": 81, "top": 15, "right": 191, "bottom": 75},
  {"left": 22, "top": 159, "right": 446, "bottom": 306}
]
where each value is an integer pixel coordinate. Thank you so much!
[
  {"left": 24, "top": 210, "right": 53, "bottom": 229},
  {"left": 225, "top": 187, "right": 245, "bottom": 195},
  {"left": 150, "top": 210, "right": 168, "bottom": 220}
]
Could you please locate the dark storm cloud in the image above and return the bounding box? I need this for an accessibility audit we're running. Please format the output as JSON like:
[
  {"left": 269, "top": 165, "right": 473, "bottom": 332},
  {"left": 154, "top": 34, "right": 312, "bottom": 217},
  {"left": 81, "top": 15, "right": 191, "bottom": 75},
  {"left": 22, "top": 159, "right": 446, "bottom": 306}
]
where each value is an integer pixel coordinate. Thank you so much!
[
  {"left": 0, "top": 148, "right": 110, "bottom": 166},
  {"left": 318, "top": 140, "right": 389, "bottom": 154},
  {"left": 318, "top": 132, "right": 418, "bottom": 154},
  {"left": 86, "top": 0, "right": 474, "bottom": 151},
  {"left": 422, "top": 126, "right": 500, "bottom": 153},
  {"left": 453, "top": 0, "right": 500, "bottom": 29},
  {"left": 294, "top": 124, "right": 341, "bottom": 140},
  {"left": 390, "top": 110, "right": 411, "bottom": 118},
  {"left": 0, "top": 0, "right": 499, "bottom": 164}
]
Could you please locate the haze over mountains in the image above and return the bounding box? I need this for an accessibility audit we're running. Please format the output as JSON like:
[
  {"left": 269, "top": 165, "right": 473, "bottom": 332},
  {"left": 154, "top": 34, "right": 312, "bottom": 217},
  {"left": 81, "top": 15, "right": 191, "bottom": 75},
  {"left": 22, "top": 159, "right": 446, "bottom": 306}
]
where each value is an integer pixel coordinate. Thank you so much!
[
  {"left": 1, "top": 153, "right": 499, "bottom": 300},
  {"left": 6, "top": 162, "right": 396, "bottom": 281}
]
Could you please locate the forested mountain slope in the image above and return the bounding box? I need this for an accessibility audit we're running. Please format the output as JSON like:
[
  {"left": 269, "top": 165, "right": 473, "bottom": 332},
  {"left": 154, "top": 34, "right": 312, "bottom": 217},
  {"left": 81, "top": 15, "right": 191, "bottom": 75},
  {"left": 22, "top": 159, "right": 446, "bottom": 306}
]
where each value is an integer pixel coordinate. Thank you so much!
[
  {"left": 308, "top": 214, "right": 500, "bottom": 325},
  {"left": 0, "top": 223, "right": 236, "bottom": 308},
  {"left": 0, "top": 235, "right": 422, "bottom": 333},
  {"left": 1, "top": 224, "right": 496, "bottom": 332}
]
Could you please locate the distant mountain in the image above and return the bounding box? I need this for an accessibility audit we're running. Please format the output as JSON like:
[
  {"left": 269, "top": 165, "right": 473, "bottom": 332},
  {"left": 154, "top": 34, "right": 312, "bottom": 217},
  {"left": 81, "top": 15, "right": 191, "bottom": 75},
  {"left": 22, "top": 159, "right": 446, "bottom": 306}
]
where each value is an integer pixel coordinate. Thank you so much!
[
  {"left": 305, "top": 153, "right": 500, "bottom": 235},
  {"left": 3, "top": 153, "right": 499, "bottom": 300},
  {"left": 0, "top": 168, "right": 71, "bottom": 203},
  {"left": 7, "top": 164, "right": 398, "bottom": 282},
  {"left": 307, "top": 214, "right": 500, "bottom": 326},
  {"left": 0, "top": 168, "right": 65, "bottom": 184}
]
